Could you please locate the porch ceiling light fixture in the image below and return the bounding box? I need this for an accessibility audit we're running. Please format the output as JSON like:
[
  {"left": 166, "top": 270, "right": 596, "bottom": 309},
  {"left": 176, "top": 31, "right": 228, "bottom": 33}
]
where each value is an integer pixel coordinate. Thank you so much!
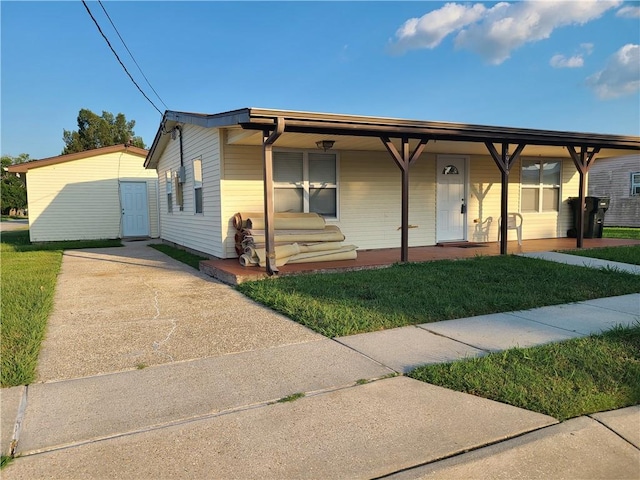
[{"left": 316, "top": 139, "right": 335, "bottom": 151}]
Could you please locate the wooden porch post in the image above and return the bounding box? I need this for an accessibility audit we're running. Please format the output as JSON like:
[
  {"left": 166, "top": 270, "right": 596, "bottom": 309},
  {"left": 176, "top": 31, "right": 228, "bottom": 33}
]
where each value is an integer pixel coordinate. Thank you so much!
[
  {"left": 262, "top": 117, "right": 285, "bottom": 275},
  {"left": 381, "top": 137, "right": 428, "bottom": 262},
  {"left": 567, "top": 146, "right": 600, "bottom": 249},
  {"left": 485, "top": 142, "right": 525, "bottom": 255}
]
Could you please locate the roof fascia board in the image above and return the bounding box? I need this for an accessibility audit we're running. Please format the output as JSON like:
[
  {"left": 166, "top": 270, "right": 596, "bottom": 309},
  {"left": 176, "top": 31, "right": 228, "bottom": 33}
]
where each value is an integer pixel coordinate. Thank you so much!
[
  {"left": 165, "top": 109, "right": 251, "bottom": 129},
  {"left": 243, "top": 110, "right": 640, "bottom": 151},
  {"left": 145, "top": 109, "right": 252, "bottom": 168},
  {"left": 8, "top": 145, "right": 148, "bottom": 172}
]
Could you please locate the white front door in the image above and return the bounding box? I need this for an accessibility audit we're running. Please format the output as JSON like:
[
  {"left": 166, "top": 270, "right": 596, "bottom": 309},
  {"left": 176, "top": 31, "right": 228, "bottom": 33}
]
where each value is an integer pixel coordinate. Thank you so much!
[
  {"left": 120, "top": 182, "right": 149, "bottom": 237},
  {"left": 437, "top": 155, "right": 467, "bottom": 242}
]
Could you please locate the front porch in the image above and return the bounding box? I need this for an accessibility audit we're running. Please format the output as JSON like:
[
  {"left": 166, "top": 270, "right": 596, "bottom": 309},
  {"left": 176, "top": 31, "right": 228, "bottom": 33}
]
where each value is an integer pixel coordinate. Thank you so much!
[{"left": 200, "top": 237, "right": 640, "bottom": 285}]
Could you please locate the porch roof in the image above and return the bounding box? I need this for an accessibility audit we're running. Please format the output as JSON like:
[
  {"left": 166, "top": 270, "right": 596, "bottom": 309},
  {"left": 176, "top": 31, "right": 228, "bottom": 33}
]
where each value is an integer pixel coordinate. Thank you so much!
[{"left": 144, "top": 107, "right": 639, "bottom": 169}]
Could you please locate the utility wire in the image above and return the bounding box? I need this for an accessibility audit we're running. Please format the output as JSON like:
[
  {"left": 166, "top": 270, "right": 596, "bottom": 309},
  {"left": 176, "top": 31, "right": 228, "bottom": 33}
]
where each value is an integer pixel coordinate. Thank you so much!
[
  {"left": 98, "top": 1, "right": 169, "bottom": 110},
  {"left": 81, "top": 0, "right": 163, "bottom": 115}
]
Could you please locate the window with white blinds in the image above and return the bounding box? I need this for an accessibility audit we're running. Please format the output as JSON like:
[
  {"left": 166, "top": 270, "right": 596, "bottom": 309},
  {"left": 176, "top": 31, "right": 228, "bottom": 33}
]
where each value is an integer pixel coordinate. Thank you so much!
[
  {"left": 273, "top": 150, "right": 338, "bottom": 218},
  {"left": 521, "top": 160, "right": 561, "bottom": 212}
]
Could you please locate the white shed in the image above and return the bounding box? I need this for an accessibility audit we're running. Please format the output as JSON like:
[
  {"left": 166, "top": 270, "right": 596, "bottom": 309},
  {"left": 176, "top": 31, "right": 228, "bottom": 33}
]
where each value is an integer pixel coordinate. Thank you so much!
[{"left": 9, "top": 145, "right": 159, "bottom": 242}]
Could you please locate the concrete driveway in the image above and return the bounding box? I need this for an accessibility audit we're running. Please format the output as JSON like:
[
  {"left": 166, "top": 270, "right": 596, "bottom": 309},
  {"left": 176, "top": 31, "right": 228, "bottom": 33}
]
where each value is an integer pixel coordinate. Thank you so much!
[{"left": 35, "top": 240, "right": 320, "bottom": 382}]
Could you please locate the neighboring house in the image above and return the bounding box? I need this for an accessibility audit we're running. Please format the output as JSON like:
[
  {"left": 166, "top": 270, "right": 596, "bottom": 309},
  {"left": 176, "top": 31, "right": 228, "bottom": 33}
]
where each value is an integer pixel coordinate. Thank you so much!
[
  {"left": 588, "top": 154, "right": 640, "bottom": 227},
  {"left": 144, "top": 108, "right": 639, "bottom": 266},
  {"left": 8, "top": 145, "right": 159, "bottom": 242}
]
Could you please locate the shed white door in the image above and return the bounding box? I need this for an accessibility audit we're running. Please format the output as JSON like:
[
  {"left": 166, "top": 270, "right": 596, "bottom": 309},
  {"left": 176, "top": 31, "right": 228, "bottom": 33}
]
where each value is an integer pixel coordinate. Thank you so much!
[
  {"left": 120, "top": 182, "right": 149, "bottom": 237},
  {"left": 437, "top": 156, "right": 467, "bottom": 242}
]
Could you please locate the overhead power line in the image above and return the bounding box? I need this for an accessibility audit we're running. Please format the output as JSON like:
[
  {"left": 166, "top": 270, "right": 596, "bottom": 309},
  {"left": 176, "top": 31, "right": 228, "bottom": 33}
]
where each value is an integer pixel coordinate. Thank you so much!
[
  {"left": 98, "top": 1, "right": 168, "bottom": 110},
  {"left": 81, "top": 0, "right": 163, "bottom": 115}
]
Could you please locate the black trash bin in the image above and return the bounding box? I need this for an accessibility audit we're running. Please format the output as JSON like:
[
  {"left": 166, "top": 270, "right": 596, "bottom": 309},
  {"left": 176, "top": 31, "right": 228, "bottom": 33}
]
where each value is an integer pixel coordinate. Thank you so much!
[{"left": 567, "top": 197, "right": 610, "bottom": 238}]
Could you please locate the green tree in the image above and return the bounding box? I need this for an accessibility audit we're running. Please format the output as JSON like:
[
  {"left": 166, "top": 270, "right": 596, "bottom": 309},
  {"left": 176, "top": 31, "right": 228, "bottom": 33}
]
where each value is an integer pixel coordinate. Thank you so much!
[
  {"left": 62, "top": 109, "right": 145, "bottom": 154},
  {"left": 1, "top": 154, "right": 29, "bottom": 215}
]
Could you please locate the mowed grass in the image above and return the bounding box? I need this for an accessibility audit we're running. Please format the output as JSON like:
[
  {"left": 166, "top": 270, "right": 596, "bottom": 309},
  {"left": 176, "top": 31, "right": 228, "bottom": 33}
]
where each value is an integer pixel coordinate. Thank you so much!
[
  {"left": 149, "top": 243, "right": 208, "bottom": 270},
  {"left": 603, "top": 227, "right": 640, "bottom": 240},
  {"left": 237, "top": 255, "right": 640, "bottom": 337},
  {"left": 1, "top": 230, "right": 121, "bottom": 387},
  {"left": 409, "top": 325, "right": 640, "bottom": 421},
  {"left": 560, "top": 245, "right": 640, "bottom": 265}
]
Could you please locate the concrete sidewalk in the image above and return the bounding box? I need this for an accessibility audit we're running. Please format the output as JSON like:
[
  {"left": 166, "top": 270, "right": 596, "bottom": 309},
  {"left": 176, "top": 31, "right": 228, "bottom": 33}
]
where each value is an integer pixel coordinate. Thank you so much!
[{"left": 2, "top": 243, "right": 639, "bottom": 479}]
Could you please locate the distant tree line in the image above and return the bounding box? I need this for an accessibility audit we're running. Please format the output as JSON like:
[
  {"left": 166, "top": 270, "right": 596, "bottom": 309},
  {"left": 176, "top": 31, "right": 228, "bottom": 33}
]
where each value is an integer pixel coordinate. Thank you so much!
[
  {"left": 1, "top": 154, "right": 29, "bottom": 215},
  {"left": 62, "top": 108, "right": 145, "bottom": 154}
]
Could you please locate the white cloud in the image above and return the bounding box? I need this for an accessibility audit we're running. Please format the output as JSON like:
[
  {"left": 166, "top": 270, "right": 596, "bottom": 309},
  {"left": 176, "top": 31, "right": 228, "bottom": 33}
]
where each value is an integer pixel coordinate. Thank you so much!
[
  {"left": 581, "top": 42, "right": 594, "bottom": 55},
  {"left": 550, "top": 54, "right": 585, "bottom": 68},
  {"left": 550, "top": 43, "right": 594, "bottom": 68},
  {"left": 455, "top": 0, "right": 621, "bottom": 64},
  {"left": 389, "top": 1, "right": 621, "bottom": 64},
  {"left": 616, "top": 5, "right": 640, "bottom": 17},
  {"left": 390, "top": 3, "right": 487, "bottom": 53},
  {"left": 587, "top": 44, "right": 640, "bottom": 99}
]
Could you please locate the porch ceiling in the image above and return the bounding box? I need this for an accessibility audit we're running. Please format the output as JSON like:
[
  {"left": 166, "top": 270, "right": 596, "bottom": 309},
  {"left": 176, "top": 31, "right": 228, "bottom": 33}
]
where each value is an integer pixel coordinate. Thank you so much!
[{"left": 224, "top": 127, "right": 635, "bottom": 159}]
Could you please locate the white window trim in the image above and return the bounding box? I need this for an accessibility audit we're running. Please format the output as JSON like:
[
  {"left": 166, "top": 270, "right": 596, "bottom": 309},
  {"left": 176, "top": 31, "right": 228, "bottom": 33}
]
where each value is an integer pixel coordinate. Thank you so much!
[
  {"left": 193, "top": 157, "right": 203, "bottom": 214},
  {"left": 165, "top": 170, "right": 173, "bottom": 214},
  {"left": 273, "top": 148, "right": 340, "bottom": 220},
  {"left": 520, "top": 158, "right": 562, "bottom": 213},
  {"left": 631, "top": 172, "right": 640, "bottom": 196}
]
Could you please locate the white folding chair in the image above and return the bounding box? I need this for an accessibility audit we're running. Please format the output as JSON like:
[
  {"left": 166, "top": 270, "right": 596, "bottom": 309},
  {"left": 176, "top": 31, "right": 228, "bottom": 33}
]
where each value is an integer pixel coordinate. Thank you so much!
[{"left": 498, "top": 213, "right": 523, "bottom": 245}]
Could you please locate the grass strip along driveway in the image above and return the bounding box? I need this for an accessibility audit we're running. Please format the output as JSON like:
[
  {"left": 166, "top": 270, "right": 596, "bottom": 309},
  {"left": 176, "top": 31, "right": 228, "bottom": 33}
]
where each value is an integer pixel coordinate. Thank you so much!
[
  {"left": 1, "top": 230, "right": 120, "bottom": 387},
  {"left": 237, "top": 255, "right": 640, "bottom": 337},
  {"left": 409, "top": 324, "right": 640, "bottom": 421},
  {"left": 560, "top": 245, "right": 640, "bottom": 266}
]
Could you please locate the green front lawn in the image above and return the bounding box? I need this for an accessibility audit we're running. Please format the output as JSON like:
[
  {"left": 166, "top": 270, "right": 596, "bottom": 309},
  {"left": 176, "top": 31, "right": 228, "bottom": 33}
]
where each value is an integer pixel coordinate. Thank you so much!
[
  {"left": 603, "top": 227, "right": 640, "bottom": 240},
  {"left": 560, "top": 245, "right": 640, "bottom": 265},
  {"left": 1, "top": 231, "right": 121, "bottom": 387},
  {"left": 409, "top": 325, "right": 640, "bottom": 421},
  {"left": 237, "top": 255, "right": 640, "bottom": 337}
]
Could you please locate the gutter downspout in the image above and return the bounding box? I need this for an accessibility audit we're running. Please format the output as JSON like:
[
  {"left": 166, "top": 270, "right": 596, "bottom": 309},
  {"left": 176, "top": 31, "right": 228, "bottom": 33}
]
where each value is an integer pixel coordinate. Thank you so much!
[{"left": 263, "top": 117, "right": 285, "bottom": 275}]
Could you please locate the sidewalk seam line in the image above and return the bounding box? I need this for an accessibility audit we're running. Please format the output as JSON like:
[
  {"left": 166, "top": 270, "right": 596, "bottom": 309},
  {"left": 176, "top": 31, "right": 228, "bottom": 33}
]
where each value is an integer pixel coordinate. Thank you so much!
[
  {"left": 14, "top": 376, "right": 397, "bottom": 458},
  {"left": 372, "top": 420, "right": 561, "bottom": 479},
  {"left": 9, "top": 385, "right": 28, "bottom": 457},
  {"left": 588, "top": 415, "right": 640, "bottom": 451}
]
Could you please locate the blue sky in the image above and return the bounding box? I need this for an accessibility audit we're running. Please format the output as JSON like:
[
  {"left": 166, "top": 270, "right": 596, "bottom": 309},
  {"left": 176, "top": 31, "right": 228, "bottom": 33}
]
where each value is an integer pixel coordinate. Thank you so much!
[{"left": 2, "top": 1, "right": 639, "bottom": 160}]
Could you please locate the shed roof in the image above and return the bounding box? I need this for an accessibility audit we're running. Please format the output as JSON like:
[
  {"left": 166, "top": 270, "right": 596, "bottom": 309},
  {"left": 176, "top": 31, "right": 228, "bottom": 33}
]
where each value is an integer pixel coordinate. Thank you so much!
[{"left": 7, "top": 145, "right": 148, "bottom": 173}]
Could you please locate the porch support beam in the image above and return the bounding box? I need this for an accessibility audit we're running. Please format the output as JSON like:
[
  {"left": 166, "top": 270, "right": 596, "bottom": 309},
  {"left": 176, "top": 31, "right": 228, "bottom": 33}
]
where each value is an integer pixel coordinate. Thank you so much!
[
  {"left": 381, "top": 137, "right": 429, "bottom": 262},
  {"left": 567, "top": 146, "right": 600, "bottom": 249},
  {"left": 262, "top": 117, "right": 285, "bottom": 275},
  {"left": 485, "top": 142, "right": 526, "bottom": 255}
]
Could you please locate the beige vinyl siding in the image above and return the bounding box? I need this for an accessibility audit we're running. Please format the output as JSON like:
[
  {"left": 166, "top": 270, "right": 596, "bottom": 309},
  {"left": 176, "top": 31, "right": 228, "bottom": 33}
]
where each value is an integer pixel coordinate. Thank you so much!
[
  {"left": 156, "top": 125, "right": 224, "bottom": 257},
  {"left": 589, "top": 154, "right": 640, "bottom": 227},
  {"left": 339, "top": 151, "right": 435, "bottom": 249},
  {"left": 466, "top": 155, "right": 519, "bottom": 242},
  {"left": 220, "top": 145, "right": 435, "bottom": 257},
  {"left": 466, "top": 156, "right": 579, "bottom": 242},
  {"left": 27, "top": 151, "right": 157, "bottom": 242}
]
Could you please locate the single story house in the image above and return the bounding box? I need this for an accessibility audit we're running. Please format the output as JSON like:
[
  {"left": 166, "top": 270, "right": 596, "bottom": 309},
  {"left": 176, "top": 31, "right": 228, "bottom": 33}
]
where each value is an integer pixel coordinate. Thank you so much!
[
  {"left": 144, "top": 108, "right": 639, "bottom": 274},
  {"left": 9, "top": 145, "right": 159, "bottom": 242},
  {"left": 588, "top": 154, "right": 640, "bottom": 228}
]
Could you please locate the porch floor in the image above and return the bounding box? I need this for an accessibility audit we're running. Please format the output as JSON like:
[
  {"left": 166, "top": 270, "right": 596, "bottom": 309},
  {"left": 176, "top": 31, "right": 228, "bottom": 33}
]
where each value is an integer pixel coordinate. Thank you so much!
[{"left": 200, "top": 237, "right": 640, "bottom": 285}]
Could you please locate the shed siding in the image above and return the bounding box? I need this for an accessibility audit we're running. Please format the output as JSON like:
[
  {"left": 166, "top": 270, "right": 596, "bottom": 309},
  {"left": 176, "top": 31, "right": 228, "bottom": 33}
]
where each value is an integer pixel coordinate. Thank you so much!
[
  {"left": 156, "top": 125, "right": 224, "bottom": 257},
  {"left": 27, "top": 151, "right": 157, "bottom": 242},
  {"left": 588, "top": 154, "right": 640, "bottom": 227}
]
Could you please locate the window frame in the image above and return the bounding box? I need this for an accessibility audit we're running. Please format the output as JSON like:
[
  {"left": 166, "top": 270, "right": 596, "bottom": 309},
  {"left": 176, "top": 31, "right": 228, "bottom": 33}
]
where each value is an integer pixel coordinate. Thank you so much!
[
  {"left": 520, "top": 158, "right": 562, "bottom": 213},
  {"left": 631, "top": 172, "right": 640, "bottom": 196},
  {"left": 165, "top": 170, "right": 173, "bottom": 213},
  {"left": 193, "top": 157, "right": 203, "bottom": 214},
  {"left": 273, "top": 148, "right": 340, "bottom": 220}
]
